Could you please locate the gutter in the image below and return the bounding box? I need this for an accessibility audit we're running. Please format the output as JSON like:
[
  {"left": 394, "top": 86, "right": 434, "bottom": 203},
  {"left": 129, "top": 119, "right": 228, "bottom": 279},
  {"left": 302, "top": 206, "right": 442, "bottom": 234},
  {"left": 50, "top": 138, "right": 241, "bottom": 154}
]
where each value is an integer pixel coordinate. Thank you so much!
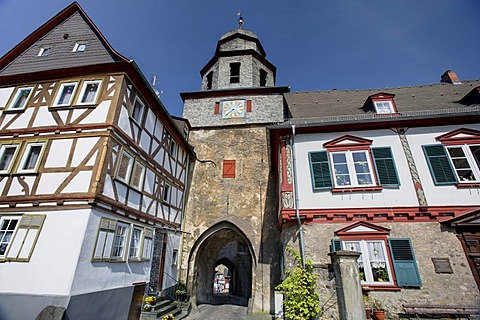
[{"left": 291, "top": 124, "right": 306, "bottom": 268}]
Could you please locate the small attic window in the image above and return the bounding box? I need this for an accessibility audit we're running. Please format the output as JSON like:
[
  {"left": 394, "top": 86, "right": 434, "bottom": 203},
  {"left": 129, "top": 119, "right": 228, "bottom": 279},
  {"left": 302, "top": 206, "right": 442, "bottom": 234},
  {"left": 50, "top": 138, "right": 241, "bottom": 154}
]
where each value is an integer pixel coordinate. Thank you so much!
[
  {"left": 73, "top": 43, "right": 87, "bottom": 52},
  {"left": 38, "top": 47, "right": 50, "bottom": 57},
  {"left": 374, "top": 101, "right": 394, "bottom": 114},
  {"left": 230, "top": 63, "right": 240, "bottom": 84}
]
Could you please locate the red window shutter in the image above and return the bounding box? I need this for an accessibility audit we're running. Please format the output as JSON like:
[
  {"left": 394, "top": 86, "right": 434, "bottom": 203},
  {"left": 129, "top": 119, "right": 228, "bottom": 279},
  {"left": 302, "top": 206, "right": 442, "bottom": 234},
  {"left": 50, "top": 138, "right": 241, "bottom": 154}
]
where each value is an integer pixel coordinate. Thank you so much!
[
  {"left": 246, "top": 100, "right": 252, "bottom": 112},
  {"left": 223, "top": 160, "right": 236, "bottom": 178},
  {"left": 214, "top": 102, "right": 220, "bottom": 115}
]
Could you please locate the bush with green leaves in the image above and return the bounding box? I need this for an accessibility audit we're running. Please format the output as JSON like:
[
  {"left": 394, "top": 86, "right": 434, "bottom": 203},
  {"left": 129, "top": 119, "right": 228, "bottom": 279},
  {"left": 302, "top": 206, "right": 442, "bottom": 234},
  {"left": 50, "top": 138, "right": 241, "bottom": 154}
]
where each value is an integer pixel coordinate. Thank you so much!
[{"left": 276, "top": 247, "right": 320, "bottom": 320}]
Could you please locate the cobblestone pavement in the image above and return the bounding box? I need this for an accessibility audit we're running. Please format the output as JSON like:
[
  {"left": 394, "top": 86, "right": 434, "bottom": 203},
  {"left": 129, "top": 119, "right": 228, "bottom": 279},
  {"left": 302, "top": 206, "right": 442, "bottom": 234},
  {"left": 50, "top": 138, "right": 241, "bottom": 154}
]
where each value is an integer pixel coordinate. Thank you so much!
[{"left": 183, "top": 293, "right": 272, "bottom": 320}]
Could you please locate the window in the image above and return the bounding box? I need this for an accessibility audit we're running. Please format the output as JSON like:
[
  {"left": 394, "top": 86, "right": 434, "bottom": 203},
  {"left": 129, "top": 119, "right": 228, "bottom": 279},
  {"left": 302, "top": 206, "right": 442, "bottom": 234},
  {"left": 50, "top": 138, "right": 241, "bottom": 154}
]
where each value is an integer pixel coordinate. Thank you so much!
[
  {"left": 331, "top": 222, "right": 422, "bottom": 288},
  {"left": 0, "top": 217, "right": 20, "bottom": 257},
  {"left": 163, "top": 184, "right": 171, "bottom": 202},
  {"left": 1, "top": 215, "right": 45, "bottom": 262},
  {"left": 374, "top": 101, "right": 394, "bottom": 114},
  {"left": 447, "top": 145, "right": 480, "bottom": 182},
  {"left": 206, "top": 72, "right": 213, "bottom": 90},
  {"left": 17, "top": 142, "right": 45, "bottom": 173},
  {"left": 130, "top": 160, "right": 146, "bottom": 189},
  {"left": 331, "top": 151, "right": 374, "bottom": 187},
  {"left": 115, "top": 150, "right": 145, "bottom": 189},
  {"left": 169, "top": 141, "right": 177, "bottom": 157},
  {"left": 260, "top": 69, "right": 267, "bottom": 87},
  {"left": 53, "top": 82, "right": 78, "bottom": 107},
  {"left": 142, "top": 229, "right": 153, "bottom": 260},
  {"left": 111, "top": 222, "right": 129, "bottom": 259},
  {"left": 309, "top": 145, "right": 399, "bottom": 191},
  {"left": 131, "top": 96, "right": 145, "bottom": 124},
  {"left": 0, "top": 144, "right": 20, "bottom": 174},
  {"left": 38, "top": 47, "right": 50, "bottom": 56},
  {"left": 8, "top": 87, "right": 34, "bottom": 111},
  {"left": 223, "top": 160, "right": 236, "bottom": 178},
  {"left": 78, "top": 80, "right": 101, "bottom": 105},
  {"left": 172, "top": 249, "right": 178, "bottom": 266},
  {"left": 129, "top": 227, "right": 143, "bottom": 259},
  {"left": 93, "top": 218, "right": 153, "bottom": 262},
  {"left": 73, "top": 43, "right": 87, "bottom": 52},
  {"left": 343, "top": 240, "right": 393, "bottom": 284},
  {"left": 230, "top": 62, "right": 240, "bottom": 84}
]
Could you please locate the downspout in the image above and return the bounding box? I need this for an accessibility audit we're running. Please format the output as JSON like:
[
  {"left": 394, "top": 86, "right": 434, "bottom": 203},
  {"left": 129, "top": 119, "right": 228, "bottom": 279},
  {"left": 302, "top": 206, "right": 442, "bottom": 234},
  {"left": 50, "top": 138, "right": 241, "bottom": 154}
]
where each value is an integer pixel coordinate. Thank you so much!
[{"left": 291, "top": 125, "right": 306, "bottom": 269}]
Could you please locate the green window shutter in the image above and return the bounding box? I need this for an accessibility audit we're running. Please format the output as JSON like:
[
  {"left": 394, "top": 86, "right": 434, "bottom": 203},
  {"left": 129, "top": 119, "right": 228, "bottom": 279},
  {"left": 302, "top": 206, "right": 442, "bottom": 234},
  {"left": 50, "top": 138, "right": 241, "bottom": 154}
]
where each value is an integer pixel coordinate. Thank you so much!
[
  {"left": 422, "top": 145, "right": 457, "bottom": 185},
  {"left": 309, "top": 151, "right": 333, "bottom": 190},
  {"left": 330, "top": 238, "right": 342, "bottom": 253},
  {"left": 371, "top": 147, "right": 400, "bottom": 187},
  {"left": 388, "top": 238, "right": 422, "bottom": 287}
]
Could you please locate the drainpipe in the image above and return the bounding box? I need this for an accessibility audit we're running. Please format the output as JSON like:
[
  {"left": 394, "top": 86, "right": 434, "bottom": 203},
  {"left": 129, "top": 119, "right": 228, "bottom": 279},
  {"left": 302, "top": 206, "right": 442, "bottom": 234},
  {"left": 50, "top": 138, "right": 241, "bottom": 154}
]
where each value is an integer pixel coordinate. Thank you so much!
[{"left": 291, "top": 125, "right": 306, "bottom": 269}]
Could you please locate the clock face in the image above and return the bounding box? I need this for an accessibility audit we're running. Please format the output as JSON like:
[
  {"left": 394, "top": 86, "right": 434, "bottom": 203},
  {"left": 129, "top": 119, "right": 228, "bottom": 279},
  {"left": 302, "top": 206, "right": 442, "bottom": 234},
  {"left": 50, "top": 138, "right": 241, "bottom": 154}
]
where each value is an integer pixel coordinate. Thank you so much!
[{"left": 222, "top": 100, "right": 245, "bottom": 118}]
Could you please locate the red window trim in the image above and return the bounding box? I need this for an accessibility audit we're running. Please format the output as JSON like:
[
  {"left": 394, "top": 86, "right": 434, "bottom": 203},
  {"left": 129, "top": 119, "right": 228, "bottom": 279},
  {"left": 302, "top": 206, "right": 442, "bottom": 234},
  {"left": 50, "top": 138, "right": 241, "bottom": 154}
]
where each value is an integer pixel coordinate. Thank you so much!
[
  {"left": 370, "top": 93, "right": 398, "bottom": 114},
  {"left": 214, "top": 102, "right": 220, "bottom": 115},
  {"left": 436, "top": 128, "right": 480, "bottom": 145}
]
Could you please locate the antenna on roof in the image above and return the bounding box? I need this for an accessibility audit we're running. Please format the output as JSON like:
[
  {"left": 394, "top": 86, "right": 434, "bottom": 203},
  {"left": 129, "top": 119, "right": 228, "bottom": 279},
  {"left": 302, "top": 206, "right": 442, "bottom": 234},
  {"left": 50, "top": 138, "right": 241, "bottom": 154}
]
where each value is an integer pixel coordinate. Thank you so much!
[
  {"left": 237, "top": 12, "right": 244, "bottom": 28},
  {"left": 151, "top": 75, "right": 163, "bottom": 97}
]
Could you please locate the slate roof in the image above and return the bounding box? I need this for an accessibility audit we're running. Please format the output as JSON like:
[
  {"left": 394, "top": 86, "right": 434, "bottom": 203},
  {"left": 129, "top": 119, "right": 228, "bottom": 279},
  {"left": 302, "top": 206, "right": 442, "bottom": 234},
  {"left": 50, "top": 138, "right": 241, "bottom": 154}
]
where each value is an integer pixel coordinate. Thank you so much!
[{"left": 285, "top": 80, "right": 480, "bottom": 119}]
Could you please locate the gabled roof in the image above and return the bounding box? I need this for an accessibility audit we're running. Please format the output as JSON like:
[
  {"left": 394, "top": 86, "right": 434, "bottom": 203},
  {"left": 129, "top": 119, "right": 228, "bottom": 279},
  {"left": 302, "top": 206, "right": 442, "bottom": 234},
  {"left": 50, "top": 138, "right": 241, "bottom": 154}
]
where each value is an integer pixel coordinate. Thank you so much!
[{"left": 0, "top": 2, "right": 129, "bottom": 76}]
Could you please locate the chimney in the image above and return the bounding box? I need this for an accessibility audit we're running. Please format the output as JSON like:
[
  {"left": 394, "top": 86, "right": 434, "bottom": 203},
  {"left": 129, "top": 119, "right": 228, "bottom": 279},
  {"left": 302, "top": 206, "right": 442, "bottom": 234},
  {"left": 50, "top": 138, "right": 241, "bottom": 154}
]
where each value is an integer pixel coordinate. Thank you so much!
[{"left": 441, "top": 70, "right": 461, "bottom": 85}]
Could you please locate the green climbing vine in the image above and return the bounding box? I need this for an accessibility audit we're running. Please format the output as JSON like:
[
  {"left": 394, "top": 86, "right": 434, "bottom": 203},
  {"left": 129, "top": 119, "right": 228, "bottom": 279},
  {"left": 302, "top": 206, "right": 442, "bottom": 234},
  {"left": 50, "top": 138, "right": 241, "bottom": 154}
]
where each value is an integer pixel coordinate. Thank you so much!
[{"left": 276, "top": 247, "right": 320, "bottom": 320}]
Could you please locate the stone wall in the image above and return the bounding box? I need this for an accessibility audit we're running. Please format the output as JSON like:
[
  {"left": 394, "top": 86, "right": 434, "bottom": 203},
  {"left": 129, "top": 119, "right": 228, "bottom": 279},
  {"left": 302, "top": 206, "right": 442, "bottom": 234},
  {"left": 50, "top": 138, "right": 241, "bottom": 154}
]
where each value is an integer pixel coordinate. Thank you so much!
[
  {"left": 182, "top": 94, "right": 284, "bottom": 127},
  {"left": 282, "top": 221, "right": 480, "bottom": 319},
  {"left": 180, "top": 125, "right": 281, "bottom": 313}
]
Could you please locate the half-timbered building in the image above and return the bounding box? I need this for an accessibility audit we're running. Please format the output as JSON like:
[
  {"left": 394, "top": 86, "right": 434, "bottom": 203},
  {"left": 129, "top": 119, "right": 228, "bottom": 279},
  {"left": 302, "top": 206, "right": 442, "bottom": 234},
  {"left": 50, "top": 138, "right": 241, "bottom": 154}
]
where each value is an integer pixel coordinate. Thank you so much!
[
  {"left": 270, "top": 71, "right": 480, "bottom": 318},
  {"left": 0, "top": 3, "right": 191, "bottom": 319}
]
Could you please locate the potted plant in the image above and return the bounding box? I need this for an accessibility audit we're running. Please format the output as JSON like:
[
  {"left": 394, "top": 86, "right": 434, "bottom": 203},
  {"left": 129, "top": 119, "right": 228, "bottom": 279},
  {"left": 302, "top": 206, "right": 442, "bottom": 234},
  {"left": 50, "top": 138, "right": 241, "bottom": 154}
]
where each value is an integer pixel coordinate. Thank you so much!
[
  {"left": 375, "top": 268, "right": 389, "bottom": 282},
  {"left": 372, "top": 299, "right": 386, "bottom": 320},
  {"left": 143, "top": 295, "right": 157, "bottom": 312}
]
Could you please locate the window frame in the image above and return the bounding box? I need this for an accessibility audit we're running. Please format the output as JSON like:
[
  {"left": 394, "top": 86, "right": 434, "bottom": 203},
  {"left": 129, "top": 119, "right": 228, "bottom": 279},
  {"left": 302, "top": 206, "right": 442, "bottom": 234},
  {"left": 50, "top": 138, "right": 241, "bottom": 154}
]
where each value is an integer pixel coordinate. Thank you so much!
[
  {"left": 373, "top": 100, "right": 395, "bottom": 114},
  {"left": 446, "top": 144, "right": 480, "bottom": 183},
  {"left": 116, "top": 150, "right": 134, "bottom": 183},
  {"left": 1, "top": 214, "right": 45, "bottom": 262},
  {"left": 53, "top": 82, "right": 78, "bottom": 107},
  {"left": 7, "top": 86, "right": 35, "bottom": 111},
  {"left": 230, "top": 62, "right": 241, "bottom": 84},
  {"left": 115, "top": 150, "right": 145, "bottom": 190},
  {"left": 0, "top": 216, "right": 21, "bottom": 259},
  {"left": 128, "top": 226, "right": 143, "bottom": 261},
  {"left": 38, "top": 47, "right": 51, "bottom": 57},
  {"left": 142, "top": 229, "right": 153, "bottom": 261},
  {"left": 110, "top": 221, "right": 130, "bottom": 261},
  {"left": 0, "top": 144, "right": 21, "bottom": 174},
  {"left": 77, "top": 80, "right": 102, "bottom": 105},
  {"left": 131, "top": 96, "right": 146, "bottom": 125},
  {"left": 16, "top": 142, "right": 45, "bottom": 174},
  {"left": 342, "top": 239, "right": 394, "bottom": 285},
  {"left": 330, "top": 150, "right": 376, "bottom": 188},
  {"left": 73, "top": 43, "right": 87, "bottom": 52}
]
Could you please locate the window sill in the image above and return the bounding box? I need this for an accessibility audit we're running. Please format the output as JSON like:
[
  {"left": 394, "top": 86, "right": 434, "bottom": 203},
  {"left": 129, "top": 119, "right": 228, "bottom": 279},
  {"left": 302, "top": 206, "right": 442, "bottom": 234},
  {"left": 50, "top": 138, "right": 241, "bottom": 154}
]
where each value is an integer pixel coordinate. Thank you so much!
[
  {"left": 3, "top": 109, "right": 26, "bottom": 113},
  {"left": 456, "top": 183, "right": 480, "bottom": 188},
  {"left": 361, "top": 284, "right": 401, "bottom": 291},
  {"left": 49, "top": 105, "right": 96, "bottom": 111},
  {"left": 331, "top": 186, "right": 383, "bottom": 193}
]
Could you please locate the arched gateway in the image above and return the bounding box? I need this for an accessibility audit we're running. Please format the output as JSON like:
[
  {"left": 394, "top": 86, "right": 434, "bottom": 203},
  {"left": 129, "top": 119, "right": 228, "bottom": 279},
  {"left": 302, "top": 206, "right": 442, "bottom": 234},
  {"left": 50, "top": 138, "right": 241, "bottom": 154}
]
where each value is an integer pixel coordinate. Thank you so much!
[{"left": 187, "top": 222, "right": 255, "bottom": 305}]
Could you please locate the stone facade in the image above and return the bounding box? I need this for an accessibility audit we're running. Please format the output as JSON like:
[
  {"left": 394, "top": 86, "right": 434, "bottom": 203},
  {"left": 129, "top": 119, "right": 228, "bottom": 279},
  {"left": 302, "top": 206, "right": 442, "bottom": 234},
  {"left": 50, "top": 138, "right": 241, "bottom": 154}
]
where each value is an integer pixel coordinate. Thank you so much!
[
  {"left": 282, "top": 222, "right": 480, "bottom": 319},
  {"left": 180, "top": 125, "right": 281, "bottom": 312}
]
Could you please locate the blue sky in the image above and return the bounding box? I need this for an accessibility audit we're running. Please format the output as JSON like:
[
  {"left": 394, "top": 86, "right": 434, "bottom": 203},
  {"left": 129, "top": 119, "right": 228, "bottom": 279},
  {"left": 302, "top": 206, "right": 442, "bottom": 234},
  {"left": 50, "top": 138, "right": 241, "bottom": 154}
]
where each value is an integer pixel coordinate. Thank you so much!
[{"left": 1, "top": 0, "right": 479, "bottom": 117}]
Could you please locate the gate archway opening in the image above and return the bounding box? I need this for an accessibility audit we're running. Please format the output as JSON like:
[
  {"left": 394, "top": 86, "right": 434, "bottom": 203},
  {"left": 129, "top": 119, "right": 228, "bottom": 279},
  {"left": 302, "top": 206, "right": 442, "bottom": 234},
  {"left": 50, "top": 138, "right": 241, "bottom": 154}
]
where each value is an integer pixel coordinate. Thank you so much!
[{"left": 189, "top": 222, "right": 254, "bottom": 306}]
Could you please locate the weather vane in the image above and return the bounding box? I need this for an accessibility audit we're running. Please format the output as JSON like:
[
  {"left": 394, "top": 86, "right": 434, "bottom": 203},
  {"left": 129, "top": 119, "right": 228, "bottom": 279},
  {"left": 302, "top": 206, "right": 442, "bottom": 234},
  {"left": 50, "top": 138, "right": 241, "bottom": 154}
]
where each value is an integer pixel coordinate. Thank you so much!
[{"left": 237, "top": 12, "right": 244, "bottom": 28}]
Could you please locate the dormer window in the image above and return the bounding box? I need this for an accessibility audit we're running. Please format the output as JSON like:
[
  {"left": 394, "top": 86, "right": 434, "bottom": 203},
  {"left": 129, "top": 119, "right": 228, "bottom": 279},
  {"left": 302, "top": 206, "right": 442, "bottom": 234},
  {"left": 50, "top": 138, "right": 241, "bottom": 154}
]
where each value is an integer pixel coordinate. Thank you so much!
[
  {"left": 363, "top": 93, "right": 397, "bottom": 114},
  {"left": 374, "top": 101, "right": 394, "bottom": 114},
  {"left": 230, "top": 62, "right": 240, "bottom": 84}
]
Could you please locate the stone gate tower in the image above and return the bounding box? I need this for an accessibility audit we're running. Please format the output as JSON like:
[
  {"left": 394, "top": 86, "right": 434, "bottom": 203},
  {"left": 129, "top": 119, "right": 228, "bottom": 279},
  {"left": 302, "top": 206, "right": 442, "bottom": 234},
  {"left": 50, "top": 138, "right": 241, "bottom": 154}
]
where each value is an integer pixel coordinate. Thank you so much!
[{"left": 180, "top": 25, "right": 289, "bottom": 313}]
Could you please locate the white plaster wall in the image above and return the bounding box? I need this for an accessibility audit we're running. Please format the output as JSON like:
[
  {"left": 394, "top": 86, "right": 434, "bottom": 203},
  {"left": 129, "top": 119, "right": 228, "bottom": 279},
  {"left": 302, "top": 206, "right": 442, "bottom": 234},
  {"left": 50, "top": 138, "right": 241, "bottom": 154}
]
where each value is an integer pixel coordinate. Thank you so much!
[
  {"left": 294, "top": 129, "right": 419, "bottom": 210},
  {"left": 0, "top": 208, "right": 90, "bottom": 295},
  {"left": 408, "top": 124, "right": 480, "bottom": 206},
  {"left": 162, "top": 232, "right": 181, "bottom": 289},
  {"left": 70, "top": 209, "right": 151, "bottom": 295},
  {"left": 0, "top": 87, "right": 14, "bottom": 109}
]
